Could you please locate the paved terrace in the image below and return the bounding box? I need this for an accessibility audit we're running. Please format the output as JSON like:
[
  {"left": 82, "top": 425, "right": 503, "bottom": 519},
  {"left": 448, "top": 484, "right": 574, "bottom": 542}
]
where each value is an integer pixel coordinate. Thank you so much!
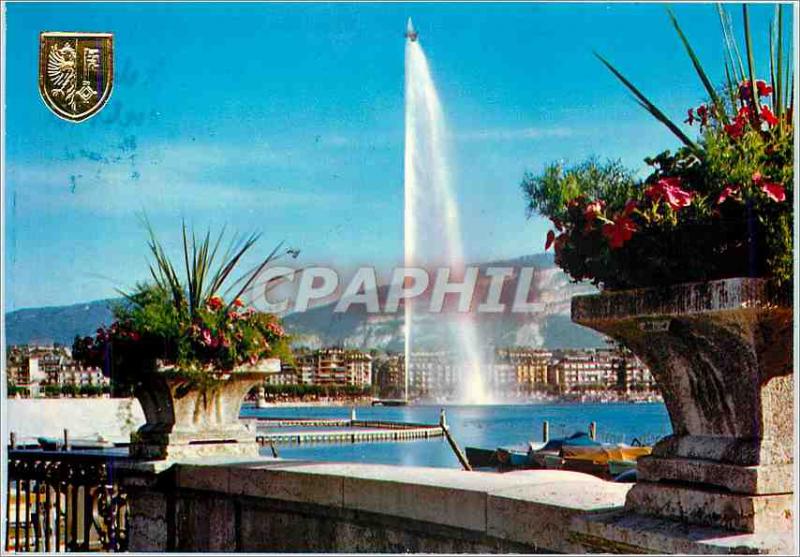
[{"left": 121, "top": 458, "right": 792, "bottom": 553}]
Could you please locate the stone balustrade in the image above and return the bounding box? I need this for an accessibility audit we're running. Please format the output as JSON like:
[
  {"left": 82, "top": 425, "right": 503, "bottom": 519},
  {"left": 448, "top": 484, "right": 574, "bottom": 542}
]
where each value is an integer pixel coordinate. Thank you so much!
[{"left": 117, "top": 457, "right": 795, "bottom": 553}]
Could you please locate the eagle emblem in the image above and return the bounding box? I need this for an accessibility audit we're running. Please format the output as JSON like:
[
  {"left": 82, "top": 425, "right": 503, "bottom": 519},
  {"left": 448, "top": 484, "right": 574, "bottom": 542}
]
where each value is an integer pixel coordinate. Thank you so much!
[{"left": 39, "top": 32, "right": 113, "bottom": 122}]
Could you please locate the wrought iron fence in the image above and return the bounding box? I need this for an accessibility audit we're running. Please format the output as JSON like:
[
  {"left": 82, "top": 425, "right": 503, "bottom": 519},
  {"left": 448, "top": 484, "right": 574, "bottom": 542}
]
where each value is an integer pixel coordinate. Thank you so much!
[{"left": 5, "top": 449, "right": 130, "bottom": 552}]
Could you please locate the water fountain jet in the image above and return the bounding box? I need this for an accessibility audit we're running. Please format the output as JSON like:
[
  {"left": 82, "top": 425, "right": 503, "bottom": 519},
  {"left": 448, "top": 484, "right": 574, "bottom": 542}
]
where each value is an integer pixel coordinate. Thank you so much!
[{"left": 403, "top": 21, "right": 490, "bottom": 405}]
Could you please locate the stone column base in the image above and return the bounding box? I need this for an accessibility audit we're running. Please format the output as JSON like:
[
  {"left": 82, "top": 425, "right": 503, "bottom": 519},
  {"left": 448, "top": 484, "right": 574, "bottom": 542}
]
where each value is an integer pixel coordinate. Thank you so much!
[
  {"left": 638, "top": 457, "right": 793, "bottom": 495},
  {"left": 625, "top": 482, "right": 794, "bottom": 533},
  {"left": 131, "top": 429, "right": 260, "bottom": 460}
]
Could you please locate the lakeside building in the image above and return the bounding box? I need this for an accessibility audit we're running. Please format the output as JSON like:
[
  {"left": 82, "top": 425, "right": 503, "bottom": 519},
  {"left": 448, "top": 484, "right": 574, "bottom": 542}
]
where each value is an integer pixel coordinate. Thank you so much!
[
  {"left": 6, "top": 344, "right": 109, "bottom": 396},
  {"left": 494, "top": 348, "right": 553, "bottom": 395},
  {"left": 373, "top": 353, "right": 405, "bottom": 399},
  {"left": 547, "top": 348, "right": 655, "bottom": 394},
  {"left": 291, "top": 347, "right": 373, "bottom": 388},
  {"left": 7, "top": 342, "right": 652, "bottom": 399},
  {"left": 370, "top": 347, "right": 655, "bottom": 400},
  {"left": 549, "top": 349, "right": 619, "bottom": 392},
  {"left": 407, "top": 351, "right": 459, "bottom": 397}
]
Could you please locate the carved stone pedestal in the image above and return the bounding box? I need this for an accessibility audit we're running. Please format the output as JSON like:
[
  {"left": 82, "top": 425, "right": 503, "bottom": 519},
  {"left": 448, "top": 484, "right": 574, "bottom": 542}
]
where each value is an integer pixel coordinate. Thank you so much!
[
  {"left": 572, "top": 278, "right": 793, "bottom": 534},
  {"left": 130, "top": 360, "right": 279, "bottom": 460}
]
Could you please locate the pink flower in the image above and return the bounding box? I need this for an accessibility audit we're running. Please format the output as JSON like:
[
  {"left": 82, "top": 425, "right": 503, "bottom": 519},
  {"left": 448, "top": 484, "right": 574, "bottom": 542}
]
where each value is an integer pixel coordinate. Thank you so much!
[
  {"left": 752, "top": 173, "right": 785, "bottom": 202},
  {"left": 716, "top": 184, "right": 740, "bottom": 205},
  {"left": 267, "top": 322, "right": 285, "bottom": 337},
  {"left": 645, "top": 177, "right": 693, "bottom": 210},
  {"left": 201, "top": 328, "right": 214, "bottom": 347}
]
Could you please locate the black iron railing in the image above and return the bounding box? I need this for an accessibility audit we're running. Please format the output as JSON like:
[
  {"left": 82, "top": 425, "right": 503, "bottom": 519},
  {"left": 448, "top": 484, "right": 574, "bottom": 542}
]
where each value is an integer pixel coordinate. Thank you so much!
[{"left": 5, "top": 449, "right": 131, "bottom": 553}]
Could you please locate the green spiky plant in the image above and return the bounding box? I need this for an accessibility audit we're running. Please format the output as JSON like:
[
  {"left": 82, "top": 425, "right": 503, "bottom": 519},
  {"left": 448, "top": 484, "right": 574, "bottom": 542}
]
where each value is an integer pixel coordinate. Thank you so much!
[
  {"left": 72, "top": 222, "right": 297, "bottom": 385},
  {"left": 523, "top": 4, "right": 793, "bottom": 290}
]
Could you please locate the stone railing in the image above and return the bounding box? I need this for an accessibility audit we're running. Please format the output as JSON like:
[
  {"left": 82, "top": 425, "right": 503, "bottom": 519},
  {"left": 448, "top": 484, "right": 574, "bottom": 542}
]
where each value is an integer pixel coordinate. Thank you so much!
[
  {"left": 114, "top": 457, "right": 795, "bottom": 554},
  {"left": 116, "top": 459, "right": 629, "bottom": 553}
]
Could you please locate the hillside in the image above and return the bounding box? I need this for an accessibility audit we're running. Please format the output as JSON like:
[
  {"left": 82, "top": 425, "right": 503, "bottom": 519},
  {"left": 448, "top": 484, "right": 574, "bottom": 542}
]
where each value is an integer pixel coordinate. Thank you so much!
[{"left": 5, "top": 254, "right": 606, "bottom": 350}]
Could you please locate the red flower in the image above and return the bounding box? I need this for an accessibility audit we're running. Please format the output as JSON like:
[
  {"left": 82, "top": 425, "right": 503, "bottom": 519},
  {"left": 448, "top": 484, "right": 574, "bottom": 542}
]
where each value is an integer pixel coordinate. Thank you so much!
[
  {"left": 696, "top": 104, "right": 709, "bottom": 127},
  {"left": 760, "top": 105, "right": 779, "bottom": 126},
  {"left": 724, "top": 120, "right": 745, "bottom": 139},
  {"left": 739, "top": 80, "right": 772, "bottom": 101},
  {"left": 622, "top": 199, "right": 638, "bottom": 216},
  {"left": 756, "top": 80, "right": 773, "bottom": 97},
  {"left": 760, "top": 182, "right": 785, "bottom": 202},
  {"left": 684, "top": 108, "right": 695, "bottom": 125},
  {"left": 751, "top": 172, "right": 785, "bottom": 202},
  {"left": 716, "top": 184, "right": 740, "bottom": 205},
  {"left": 602, "top": 216, "right": 637, "bottom": 249},
  {"left": 207, "top": 295, "right": 224, "bottom": 310},
  {"left": 761, "top": 182, "right": 785, "bottom": 202},
  {"left": 233, "top": 298, "right": 244, "bottom": 308},
  {"left": 645, "top": 177, "right": 693, "bottom": 210},
  {"left": 550, "top": 217, "right": 564, "bottom": 232},
  {"left": 544, "top": 230, "right": 556, "bottom": 251}
]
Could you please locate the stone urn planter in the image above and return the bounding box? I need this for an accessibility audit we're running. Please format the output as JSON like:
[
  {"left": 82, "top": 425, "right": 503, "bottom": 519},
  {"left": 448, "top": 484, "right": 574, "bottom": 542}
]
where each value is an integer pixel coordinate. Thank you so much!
[
  {"left": 130, "top": 358, "right": 281, "bottom": 460},
  {"left": 572, "top": 278, "right": 793, "bottom": 533}
]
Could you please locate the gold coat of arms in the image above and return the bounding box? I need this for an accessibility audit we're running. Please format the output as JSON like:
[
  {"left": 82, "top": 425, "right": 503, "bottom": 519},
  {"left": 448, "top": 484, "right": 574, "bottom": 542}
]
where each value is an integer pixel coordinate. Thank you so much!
[{"left": 39, "top": 32, "right": 114, "bottom": 122}]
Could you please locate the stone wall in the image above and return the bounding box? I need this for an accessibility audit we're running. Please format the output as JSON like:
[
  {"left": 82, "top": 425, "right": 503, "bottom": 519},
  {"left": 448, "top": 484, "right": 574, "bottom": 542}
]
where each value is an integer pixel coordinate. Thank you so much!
[
  {"left": 121, "top": 459, "right": 630, "bottom": 553},
  {"left": 119, "top": 457, "right": 796, "bottom": 554}
]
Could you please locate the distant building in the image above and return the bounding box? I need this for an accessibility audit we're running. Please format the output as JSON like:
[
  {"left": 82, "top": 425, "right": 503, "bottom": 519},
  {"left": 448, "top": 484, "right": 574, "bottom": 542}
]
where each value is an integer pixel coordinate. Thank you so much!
[
  {"left": 295, "top": 348, "right": 372, "bottom": 387},
  {"left": 373, "top": 353, "right": 405, "bottom": 398},
  {"left": 617, "top": 350, "right": 656, "bottom": 392},
  {"left": 5, "top": 344, "right": 108, "bottom": 396},
  {"left": 407, "top": 351, "right": 458, "bottom": 397},
  {"left": 55, "top": 365, "right": 108, "bottom": 387},
  {"left": 549, "top": 349, "right": 619, "bottom": 392},
  {"left": 494, "top": 348, "right": 553, "bottom": 394}
]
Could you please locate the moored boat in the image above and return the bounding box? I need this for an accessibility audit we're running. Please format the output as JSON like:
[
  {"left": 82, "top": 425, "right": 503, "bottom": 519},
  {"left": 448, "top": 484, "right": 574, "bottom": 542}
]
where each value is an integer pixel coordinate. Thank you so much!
[{"left": 465, "top": 446, "right": 499, "bottom": 468}]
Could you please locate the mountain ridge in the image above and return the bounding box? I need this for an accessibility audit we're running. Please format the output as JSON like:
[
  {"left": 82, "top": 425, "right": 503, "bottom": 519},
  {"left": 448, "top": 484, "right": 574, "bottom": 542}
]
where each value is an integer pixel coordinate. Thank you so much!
[{"left": 5, "top": 253, "right": 606, "bottom": 349}]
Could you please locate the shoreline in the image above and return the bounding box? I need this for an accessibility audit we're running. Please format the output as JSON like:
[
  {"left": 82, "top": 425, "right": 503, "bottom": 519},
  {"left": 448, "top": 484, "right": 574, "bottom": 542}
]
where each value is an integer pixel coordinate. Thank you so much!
[{"left": 243, "top": 398, "right": 665, "bottom": 409}]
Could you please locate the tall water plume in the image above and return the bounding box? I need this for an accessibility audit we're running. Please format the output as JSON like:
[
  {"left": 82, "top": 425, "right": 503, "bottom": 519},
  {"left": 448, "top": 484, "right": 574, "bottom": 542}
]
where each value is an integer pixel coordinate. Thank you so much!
[{"left": 403, "top": 19, "right": 488, "bottom": 404}]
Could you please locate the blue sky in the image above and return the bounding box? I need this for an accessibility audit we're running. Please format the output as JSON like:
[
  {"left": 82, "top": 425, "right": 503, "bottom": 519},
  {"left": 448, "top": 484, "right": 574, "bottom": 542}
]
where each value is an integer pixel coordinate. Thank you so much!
[{"left": 3, "top": 2, "right": 791, "bottom": 310}]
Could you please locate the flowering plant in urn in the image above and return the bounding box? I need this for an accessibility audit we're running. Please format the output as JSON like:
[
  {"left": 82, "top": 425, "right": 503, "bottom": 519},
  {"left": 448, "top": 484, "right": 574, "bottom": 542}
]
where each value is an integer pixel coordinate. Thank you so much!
[
  {"left": 73, "top": 221, "right": 297, "bottom": 458},
  {"left": 529, "top": 6, "right": 795, "bottom": 535},
  {"left": 522, "top": 6, "right": 792, "bottom": 291}
]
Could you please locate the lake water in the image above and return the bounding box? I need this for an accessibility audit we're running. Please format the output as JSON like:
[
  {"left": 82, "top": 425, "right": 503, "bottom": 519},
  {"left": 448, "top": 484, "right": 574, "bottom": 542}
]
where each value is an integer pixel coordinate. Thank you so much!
[{"left": 241, "top": 403, "right": 672, "bottom": 468}]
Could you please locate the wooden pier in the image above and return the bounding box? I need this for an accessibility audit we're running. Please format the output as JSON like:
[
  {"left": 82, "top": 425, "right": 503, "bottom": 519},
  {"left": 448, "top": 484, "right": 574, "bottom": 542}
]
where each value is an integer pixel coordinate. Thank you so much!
[{"left": 253, "top": 418, "right": 445, "bottom": 445}]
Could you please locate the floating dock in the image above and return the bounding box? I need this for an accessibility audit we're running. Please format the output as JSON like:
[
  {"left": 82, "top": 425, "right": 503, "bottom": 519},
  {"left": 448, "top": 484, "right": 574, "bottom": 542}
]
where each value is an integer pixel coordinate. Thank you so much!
[{"left": 253, "top": 418, "right": 444, "bottom": 445}]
